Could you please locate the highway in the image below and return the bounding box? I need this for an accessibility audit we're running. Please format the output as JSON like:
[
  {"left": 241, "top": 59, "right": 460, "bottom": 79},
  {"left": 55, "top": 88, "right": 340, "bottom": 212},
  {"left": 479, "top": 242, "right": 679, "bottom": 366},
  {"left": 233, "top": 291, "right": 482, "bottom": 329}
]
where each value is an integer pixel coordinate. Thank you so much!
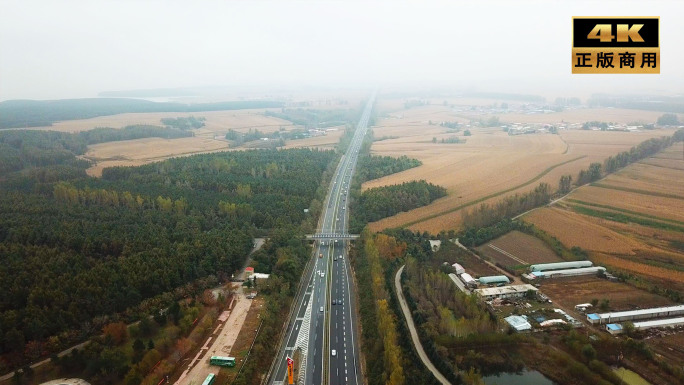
[{"left": 269, "top": 94, "right": 374, "bottom": 385}]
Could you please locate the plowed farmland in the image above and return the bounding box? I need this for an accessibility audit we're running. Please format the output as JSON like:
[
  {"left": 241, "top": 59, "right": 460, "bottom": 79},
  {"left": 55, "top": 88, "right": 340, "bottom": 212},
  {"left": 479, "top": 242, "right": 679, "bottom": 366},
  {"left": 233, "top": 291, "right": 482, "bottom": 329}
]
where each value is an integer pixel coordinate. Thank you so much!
[
  {"left": 475, "top": 230, "right": 562, "bottom": 268},
  {"left": 540, "top": 276, "right": 674, "bottom": 312}
]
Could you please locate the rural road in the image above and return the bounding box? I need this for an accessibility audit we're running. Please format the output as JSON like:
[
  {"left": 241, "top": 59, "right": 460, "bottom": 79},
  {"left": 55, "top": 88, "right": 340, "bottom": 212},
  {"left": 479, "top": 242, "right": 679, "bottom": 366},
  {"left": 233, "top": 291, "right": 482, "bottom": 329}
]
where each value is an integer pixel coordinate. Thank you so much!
[
  {"left": 175, "top": 294, "right": 252, "bottom": 385},
  {"left": 394, "top": 265, "right": 451, "bottom": 385}
]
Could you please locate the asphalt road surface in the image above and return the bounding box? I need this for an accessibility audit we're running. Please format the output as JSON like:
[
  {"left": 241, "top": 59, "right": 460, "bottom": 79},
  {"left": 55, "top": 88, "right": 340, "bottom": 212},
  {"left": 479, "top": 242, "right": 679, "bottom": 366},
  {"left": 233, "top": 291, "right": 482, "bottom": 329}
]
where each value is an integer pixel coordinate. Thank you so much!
[{"left": 269, "top": 94, "right": 375, "bottom": 385}]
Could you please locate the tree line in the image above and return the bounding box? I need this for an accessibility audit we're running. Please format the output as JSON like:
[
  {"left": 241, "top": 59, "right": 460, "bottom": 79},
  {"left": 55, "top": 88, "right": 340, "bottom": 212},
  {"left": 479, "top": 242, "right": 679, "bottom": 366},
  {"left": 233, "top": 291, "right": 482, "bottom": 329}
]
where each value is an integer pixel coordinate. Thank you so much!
[
  {"left": 461, "top": 183, "right": 551, "bottom": 230},
  {"left": 265, "top": 107, "right": 361, "bottom": 129},
  {"left": 224, "top": 127, "right": 311, "bottom": 146},
  {"left": 351, "top": 180, "right": 447, "bottom": 231},
  {"left": 350, "top": 231, "right": 439, "bottom": 385},
  {"left": 355, "top": 154, "right": 422, "bottom": 181},
  {"left": 0, "top": 98, "right": 284, "bottom": 129},
  {"left": 160, "top": 116, "right": 205, "bottom": 130},
  {"left": 0, "top": 126, "right": 193, "bottom": 176}
]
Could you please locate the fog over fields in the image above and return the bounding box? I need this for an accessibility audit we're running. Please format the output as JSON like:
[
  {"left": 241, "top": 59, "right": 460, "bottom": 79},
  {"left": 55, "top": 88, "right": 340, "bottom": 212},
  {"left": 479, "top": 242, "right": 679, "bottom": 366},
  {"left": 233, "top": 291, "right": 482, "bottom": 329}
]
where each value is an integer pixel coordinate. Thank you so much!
[{"left": 1, "top": 0, "right": 683, "bottom": 101}]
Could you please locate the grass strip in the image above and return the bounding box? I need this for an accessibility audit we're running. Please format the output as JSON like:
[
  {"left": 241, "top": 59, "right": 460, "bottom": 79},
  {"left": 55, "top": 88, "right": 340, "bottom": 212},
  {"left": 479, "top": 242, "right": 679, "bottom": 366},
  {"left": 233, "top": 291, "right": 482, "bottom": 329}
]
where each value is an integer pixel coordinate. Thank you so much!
[
  {"left": 566, "top": 199, "right": 684, "bottom": 226},
  {"left": 590, "top": 183, "right": 684, "bottom": 201},
  {"left": 569, "top": 205, "right": 684, "bottom": 233}
]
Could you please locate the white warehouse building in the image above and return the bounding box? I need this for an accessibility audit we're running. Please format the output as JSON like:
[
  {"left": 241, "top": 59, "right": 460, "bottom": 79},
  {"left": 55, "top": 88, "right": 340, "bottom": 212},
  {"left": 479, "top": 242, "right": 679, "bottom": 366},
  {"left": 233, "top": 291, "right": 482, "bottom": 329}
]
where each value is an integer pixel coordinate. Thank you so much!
[
  {"left": 529, "top": 261, "right": 593, "bottom": 272},
  {"left": 452, "top": 263, "right": 465, "bottom": 275},
  {"left": 460, "top": 273, "right": 478, "bottom": 288},
  {"left": 474, "top": 284, "right": 538, "bottom": 301},
  {"left": 587, "top": 305, "right": 684, "bottom": 325},
  {"left": 531, "top": 266, "right": 605, "bottom": 279}
]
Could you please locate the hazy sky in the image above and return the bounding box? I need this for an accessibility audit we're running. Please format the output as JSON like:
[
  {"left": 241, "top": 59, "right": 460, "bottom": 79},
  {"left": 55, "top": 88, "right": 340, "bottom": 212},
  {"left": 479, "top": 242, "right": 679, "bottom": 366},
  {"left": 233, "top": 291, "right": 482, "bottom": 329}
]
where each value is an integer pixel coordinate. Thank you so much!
[{"left": 1, "top": 0, "right": 682, "bottom": 101}]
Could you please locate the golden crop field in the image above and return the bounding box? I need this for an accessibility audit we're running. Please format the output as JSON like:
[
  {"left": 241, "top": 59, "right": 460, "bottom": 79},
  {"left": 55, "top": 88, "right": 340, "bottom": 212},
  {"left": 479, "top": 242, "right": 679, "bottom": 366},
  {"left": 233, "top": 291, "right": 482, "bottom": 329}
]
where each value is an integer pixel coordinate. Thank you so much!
[
  {"left": 523, "top": 207, "right": 642, "bottom": 254},
  {"left": 522, "top": 148, "right": 684, "bottom": 292},
  {"left": 31, "top": 109, "right": 294, "bottom": 133},
  {"left": 84, "top": 136, "right": 233, "bottom": 176},
  {"left": 363, "top": 101, "right": 677, "bottom": 233},
  {"left": 35, "top": 103, "right": 354, "bottom": 176},
  {"left": 501, "top": 107, "right": 671, "bottom": 125}
]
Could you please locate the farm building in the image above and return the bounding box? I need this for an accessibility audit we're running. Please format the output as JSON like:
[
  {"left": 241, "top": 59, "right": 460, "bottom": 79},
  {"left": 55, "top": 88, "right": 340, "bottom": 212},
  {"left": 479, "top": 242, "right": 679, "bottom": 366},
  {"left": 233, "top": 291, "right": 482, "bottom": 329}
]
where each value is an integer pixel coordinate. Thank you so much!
[
  {"left": 575, "top": 303, "right": 593, "bottom": 312},
  {"left": 479, "top": 275, "right": 510, "bottom": 285},
  {"left": 540, "top": 319, "right": 567, "bottom": 328},
  {"left": 452, "top": 263, "right": 465, "bottom": 275},
  {"left": 531, "top": 266, "right": 605, "bottom": 279},
  {"left": 474, "top": 284, "right": 538, "bottom": 301},
  {"left": 587, "top": 304, "right": 684, "bottom": 325},
  {"left": 429, "top": 240, "right": 442, "bottom": 251},
  {"left": 634, "top": 317, "right": 684, "bottom": 331},
  {"left": 448, "top": 273, "right": 469, "bottom": 293},
  {"left": 606, "top": 324, "right": 623, "bottom": 335},
  {"left": 460, "top": 273, "right": 478, "bottom": 288},
  {"left": 504, "top": 315, "right": 532, "bottom": 332},
  {"left": 529, "top": 261, "right": 593, "bottom": 272}
]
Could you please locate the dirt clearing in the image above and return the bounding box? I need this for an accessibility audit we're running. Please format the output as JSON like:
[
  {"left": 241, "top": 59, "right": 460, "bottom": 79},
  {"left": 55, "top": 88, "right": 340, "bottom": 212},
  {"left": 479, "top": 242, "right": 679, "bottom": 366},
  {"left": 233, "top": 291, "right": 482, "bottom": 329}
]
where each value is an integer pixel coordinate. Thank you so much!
[
  {"left": 475, "top": 230, "right": 562, "bottom": 268},
  {"left": 540, "top": 276, "right": 674, "bottom": 313}
]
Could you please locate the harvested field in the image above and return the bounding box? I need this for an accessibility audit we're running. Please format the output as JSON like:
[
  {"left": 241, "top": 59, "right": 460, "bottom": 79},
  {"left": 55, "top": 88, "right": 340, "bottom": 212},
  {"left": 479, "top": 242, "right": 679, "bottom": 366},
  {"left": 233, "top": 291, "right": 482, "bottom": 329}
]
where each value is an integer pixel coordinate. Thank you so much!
[
  {"left": 592, "top": 253, "right": 684, "bottom": 285},
  {"left": 569, "top": 185, "right": 684, "bottom": 223},
  {"left": 29, "top": 109, "right": 295, "bottom": 133},
  {"left": 475, "top": 230, "right": 562, "bottom": 268},
  {"left": 84, "top": 137, "right": 233, "bottom": 176},
  {"left": 67, "top": 107, "right": 350, "bottom": 175},
  {"left": 524, "top": 207, "right": 642, "bottom": 255},
  {"left": 589, "top": 165, "right": 684, "bottom": 200},
  {"left": 363, "top": 100, "right": 677, "bottom": 233},
  {"left": 522, "top": 146, "right": 684, "bottom": 294},
  {"left": 500, "top": 108, "right": 680, "bottom": 125},
  {"left": 540, "top": 276, "right": 674, "bottom": 313}
]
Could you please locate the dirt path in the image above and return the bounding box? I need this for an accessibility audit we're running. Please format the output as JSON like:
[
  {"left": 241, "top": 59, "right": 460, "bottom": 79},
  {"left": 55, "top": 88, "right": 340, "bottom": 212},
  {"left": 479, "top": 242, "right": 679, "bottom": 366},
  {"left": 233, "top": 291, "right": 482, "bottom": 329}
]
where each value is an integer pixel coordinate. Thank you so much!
[
  {"left": 175, "top": 295, "right": 253, "bottom": 385},
  {"left": 394, "top": 265, "right": 451, "bottom": 385},
  {"left": 0, "top": 340, "right": 91, "bottom": 382}
]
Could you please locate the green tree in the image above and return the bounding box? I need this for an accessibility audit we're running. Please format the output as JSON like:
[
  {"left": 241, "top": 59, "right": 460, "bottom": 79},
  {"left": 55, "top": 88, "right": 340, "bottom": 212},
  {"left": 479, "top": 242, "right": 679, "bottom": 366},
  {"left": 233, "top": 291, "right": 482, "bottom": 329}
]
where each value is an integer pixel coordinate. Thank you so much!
[
  {"left": 623, "top": 321, "right": 635, "bottom": 336},
  {"left": 464, "top": 129, "right": 472, "bottom": 136},
  {"left": 558, "top": 174, "right": 573, "bottom": 194},
  {"left": 588, "top": 162, "right": 602, "bottom": 181},
  {"left": 581, "top": 344, "right": 597, "bottom": 361},
  {"left": 657, "top": 113, "right": 679, "bottom": 126},
  {"left": 132, "top": 338, "right": 145, "bottom": 363}
]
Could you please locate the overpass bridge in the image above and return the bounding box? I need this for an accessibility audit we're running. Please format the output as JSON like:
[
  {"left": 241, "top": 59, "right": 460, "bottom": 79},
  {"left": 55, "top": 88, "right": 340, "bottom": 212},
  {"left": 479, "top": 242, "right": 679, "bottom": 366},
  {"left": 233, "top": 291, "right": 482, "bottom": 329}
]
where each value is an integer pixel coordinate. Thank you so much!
[{"left": 305, "top": 233, "right": 360, "bottom": 241}]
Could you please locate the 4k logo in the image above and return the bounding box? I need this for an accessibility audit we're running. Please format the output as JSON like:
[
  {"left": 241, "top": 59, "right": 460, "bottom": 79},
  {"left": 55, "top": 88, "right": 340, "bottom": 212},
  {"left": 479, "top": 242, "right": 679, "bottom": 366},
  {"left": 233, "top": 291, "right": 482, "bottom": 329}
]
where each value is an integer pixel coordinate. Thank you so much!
[
  {"left": 572, "top": 17, "right": 659, "bottom": 74},
  {"left": 587, "top": 24, "right": 644, "bottom": 42}
]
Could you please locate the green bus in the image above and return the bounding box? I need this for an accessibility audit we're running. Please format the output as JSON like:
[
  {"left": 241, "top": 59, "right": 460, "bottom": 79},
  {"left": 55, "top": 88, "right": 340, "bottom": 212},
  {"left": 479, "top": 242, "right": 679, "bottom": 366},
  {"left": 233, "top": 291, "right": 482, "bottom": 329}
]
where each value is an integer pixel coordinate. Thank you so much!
[
  {"left": 201, "top": 373, "right": 216, "bottom": 385},
  {"left": 210, "top": 355, "right": 236, "bottom": 367}
]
